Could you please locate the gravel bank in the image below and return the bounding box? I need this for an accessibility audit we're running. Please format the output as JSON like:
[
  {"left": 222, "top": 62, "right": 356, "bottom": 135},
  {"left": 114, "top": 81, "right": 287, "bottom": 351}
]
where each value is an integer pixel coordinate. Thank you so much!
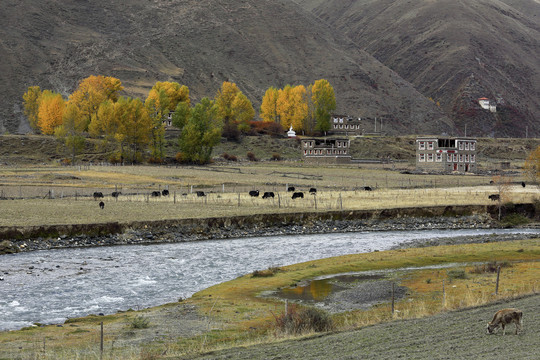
[{"left": 2, "top": 213, "right": 515, "bottom": 253}]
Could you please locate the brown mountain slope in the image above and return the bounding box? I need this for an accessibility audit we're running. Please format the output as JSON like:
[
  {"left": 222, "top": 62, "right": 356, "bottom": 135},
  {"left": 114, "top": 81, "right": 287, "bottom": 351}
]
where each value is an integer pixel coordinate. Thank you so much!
[
  {"left": 296, "top": 0, "right": 540, "bottom": 138},
  {"left": 0, "top": 0, "right": 451, "bottom": 136}
]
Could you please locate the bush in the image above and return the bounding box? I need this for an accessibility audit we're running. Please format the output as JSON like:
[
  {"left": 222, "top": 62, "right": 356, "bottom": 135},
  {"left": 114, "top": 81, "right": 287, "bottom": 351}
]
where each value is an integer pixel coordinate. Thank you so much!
[
  {"left": 130, "top": 316, "right": 150, "bottom": 329},
  {"left": 447, "top": 269, "right": 467, "bottom": 280},
  {"left": 247, "top": 152, "right": 258, "bottom": 161},
  {"left": 500, "top": 213, "right": 530, "bottom": 227},
  {"left": 273, "top": 305, "right": 334, "bottom": 335},
  {"left": 252, "top": 266, "right": 281, "bottom": 277},
  {"left": 175, "top": 152, "right": 188, "bottom": 164},
  {"left": 109, "top": 153, "right": 122, "bottom": 164},
  {"left": 147, "top": 156, "right": 164, "bottom": 164},
  {"left": 271, "top": 153, "right": 281, "bottom": 161},
  {"left": 470, "top": 261, "right": 512, "bottom": 274},
  {"left": 222, "top": 122, "right": 241, "bottom": 142},
  {"left": 222, "top": 153, "right": 237, "bottom": 161}
]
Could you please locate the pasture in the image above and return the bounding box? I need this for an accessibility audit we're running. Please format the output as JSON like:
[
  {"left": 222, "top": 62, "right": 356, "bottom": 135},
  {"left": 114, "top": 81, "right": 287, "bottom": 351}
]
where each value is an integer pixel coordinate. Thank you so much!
[{"left": 0, "top": 163, "right": 538, "bottom": 227}]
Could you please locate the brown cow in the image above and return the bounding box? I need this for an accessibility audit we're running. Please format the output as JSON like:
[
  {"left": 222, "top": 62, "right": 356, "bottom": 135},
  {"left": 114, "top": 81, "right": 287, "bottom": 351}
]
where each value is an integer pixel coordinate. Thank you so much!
[{"left": 486, "top": 308, "right": 523, "bottom": 335}]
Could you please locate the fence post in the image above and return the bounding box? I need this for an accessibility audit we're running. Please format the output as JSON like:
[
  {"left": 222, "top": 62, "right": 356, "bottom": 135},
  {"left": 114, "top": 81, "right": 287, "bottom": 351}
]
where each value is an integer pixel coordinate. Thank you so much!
[
  {"left": 174, "top": 191, "right": 176, "bottom": 204},
  {"left": 391, "top": 282, "right": 395, "bottom": 315},
  {"left": 238, "top": 193, "right": 240, "bottom": 207},
  {"left": 442, "top": 280, "right": 446, "bottom": 308},
  {"left": 100, "top": 321, "right": 104, "bottom": 360},
  {"left": 495, "top": 266, "right": 501, "bottom": 295}
]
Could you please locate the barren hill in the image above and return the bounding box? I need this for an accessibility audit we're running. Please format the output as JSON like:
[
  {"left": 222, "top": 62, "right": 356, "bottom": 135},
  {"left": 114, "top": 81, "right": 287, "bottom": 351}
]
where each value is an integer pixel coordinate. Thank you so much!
[
  {"left": 296, "top": 0, "right": 540, "bottom": 138},
  {"left": 1, "top": 0, "right": 450, "bottom": 135}
]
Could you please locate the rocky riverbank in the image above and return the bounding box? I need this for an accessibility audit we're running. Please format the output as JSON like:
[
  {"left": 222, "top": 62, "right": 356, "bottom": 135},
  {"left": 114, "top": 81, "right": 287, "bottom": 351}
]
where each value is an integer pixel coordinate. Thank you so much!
[{"left": 0, "top": 212, "right": 523, "bottom": 254}]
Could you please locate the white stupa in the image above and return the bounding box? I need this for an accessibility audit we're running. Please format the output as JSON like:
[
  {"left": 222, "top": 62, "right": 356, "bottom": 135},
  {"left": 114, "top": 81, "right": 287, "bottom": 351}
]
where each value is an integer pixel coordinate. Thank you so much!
[{"left": 287, "top": 125, "right": 296, "bottom": 138}]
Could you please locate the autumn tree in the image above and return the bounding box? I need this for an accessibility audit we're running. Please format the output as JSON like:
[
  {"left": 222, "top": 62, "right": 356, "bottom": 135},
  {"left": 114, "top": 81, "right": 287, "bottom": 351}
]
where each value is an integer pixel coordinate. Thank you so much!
[
  {"left": 276, "top": 85, "right": 308, "bottom": 132},
  {"left": 179, "top": 98, "right": 222, "bottom": 164},
  {"left": 22, "top": 86, "right": 42, "bottom": 132},
  {"left": 37, "top": 90, "right": 65, "bottom": 135},
  {"left": 215, "top": 81, "right": 254, "bottom": 140},
  {"left": 69, "top": 75, "right": 123, "bottom": 130},
  {"left": 114, "top": 97, "right": 153, "bottom": 163},
  {"left": 55, "top": 103, "right": 86, "bottom": 163},
  {"left": 311, "top": 79, "right": 336, "bottom": 134},
  {"left": 260, "top": 87, "right": 279, "bottom": 123},
  {"left": 524, "top": 145, "right": 540, "bottom": 185}
]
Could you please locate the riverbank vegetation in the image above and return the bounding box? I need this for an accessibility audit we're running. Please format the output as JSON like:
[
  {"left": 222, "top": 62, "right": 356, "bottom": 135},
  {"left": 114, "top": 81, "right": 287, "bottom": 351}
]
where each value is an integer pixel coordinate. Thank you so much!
[{"left": 1, "top": 238, "right": 538, "bottom": 359}]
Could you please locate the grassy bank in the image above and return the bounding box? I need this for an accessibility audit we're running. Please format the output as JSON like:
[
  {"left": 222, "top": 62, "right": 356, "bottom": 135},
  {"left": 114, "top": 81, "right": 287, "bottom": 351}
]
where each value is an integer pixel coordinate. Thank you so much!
[{"left": 1, "top": 238, "right": 538, "bottom": 359}]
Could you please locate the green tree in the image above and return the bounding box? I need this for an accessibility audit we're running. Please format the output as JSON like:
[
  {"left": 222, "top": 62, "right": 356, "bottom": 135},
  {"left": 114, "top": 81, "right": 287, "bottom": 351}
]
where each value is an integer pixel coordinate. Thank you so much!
[
  {"left": 180, "top": 98, "right": 222, "bottom": 164},
  {"left": 311, "top": 79, "right": 336, "bottom": 134},
  {"left": 55, "top": 103, "right": 86, "bottom": 164},
  {"left": 172, "top": 101, "right": 191, "bottom": 130},
  {"left": 22, "top": 86, "right": 42, "bottom": 132},
  {"left": 145, "top": 88, "right": 169, "bottom": 161}
]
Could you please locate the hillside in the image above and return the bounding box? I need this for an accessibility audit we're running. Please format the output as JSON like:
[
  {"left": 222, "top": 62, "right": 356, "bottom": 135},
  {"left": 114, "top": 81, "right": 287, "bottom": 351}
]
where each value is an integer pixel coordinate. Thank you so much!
[
  {"left": 0, "top": 0, "right": 449, "bottom": 136},
  {"left": 295, "top": 0, "right": 540, "bottom": 138}
]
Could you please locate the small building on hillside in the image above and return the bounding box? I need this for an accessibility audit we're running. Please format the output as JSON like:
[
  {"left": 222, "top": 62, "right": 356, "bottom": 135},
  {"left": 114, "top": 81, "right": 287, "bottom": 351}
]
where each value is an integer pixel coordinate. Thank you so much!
[
  {"left": 301, "top": 138, "right": 351, "bottom": 164},
  {"left": 478, "top": 97, "right": 496, "bottom": 112},
  {"left": 416, "top": 136, "right": 477, "bottom": 173},
  {"left": 331, "top": 115, "right": 363, "bottom": 135}
]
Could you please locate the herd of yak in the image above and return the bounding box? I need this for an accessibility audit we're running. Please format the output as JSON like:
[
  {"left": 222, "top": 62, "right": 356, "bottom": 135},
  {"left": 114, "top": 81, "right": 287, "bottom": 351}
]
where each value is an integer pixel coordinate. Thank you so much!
[{"left": 92, "top": 181, "right": 525, "bottom": 209}]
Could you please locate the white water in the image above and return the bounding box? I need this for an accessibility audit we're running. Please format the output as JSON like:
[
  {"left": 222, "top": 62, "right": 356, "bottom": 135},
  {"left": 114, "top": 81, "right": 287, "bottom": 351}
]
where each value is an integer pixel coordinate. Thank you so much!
[{"left": 0, "top": 228, "right": 538, "bottom": 331}]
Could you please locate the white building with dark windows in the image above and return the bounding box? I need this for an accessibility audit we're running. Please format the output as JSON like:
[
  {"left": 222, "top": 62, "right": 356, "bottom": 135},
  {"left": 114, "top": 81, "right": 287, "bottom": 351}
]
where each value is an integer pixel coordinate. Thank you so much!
[
  {"left": 331, "top": 115, "right": 362, "bottom": 134},
  {"left": 301, "top": 138, "right": 351, "bottom": 164},
  {"left": 416, "top": 137, "right": 477, "bottom": 173}
]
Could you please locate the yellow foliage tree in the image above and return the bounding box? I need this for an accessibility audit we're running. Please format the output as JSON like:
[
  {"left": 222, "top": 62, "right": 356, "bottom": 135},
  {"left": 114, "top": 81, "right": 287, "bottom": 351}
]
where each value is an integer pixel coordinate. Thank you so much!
[
  {"left": 22, "top": 86, "right": 42, "bottom": 132},
  {"left": 150, "top": 81, "right": 190, "bottom": 112},
  {"left": 524, "top": 145, "right": 540, "bottom": 184},
  {"left": 260, "top": 87, "right": 279, "bottom": 123},
  {"left": 115, "top": 97, "right": 153, "bottom": 163},
  {"left": 37, "top": 90, "right": 65, "bottom": 135},
  {"left": 69, "top": 75, "right": 123, "bottom": 129},
  {"left": 311, "top": 79, "right": 336, "bottom": 134},
  {"left": 55, "top": 103, "right": 86, "bottom": 163},
  {"left": 276, "top": 85, "right": 293, "bottom": 130},
  {"left": 215, "top": 81, "right": 254, "bottom": 136},
  {"left": 276, "top": 85, "right": 307, "bottom": 132}
]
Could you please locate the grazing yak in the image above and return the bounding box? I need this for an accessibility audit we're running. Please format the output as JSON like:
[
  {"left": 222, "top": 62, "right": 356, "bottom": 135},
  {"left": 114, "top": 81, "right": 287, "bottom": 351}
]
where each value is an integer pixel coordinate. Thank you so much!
[
  {"left": 309, "top": 188, "right": 317, "bottom": 194},
  {"left": 488, "top": 194, "right": 500, "bottom": 201},
  {"left": 93, "top": 192, "right": 104, "bottom": 200},
  {"left": 292, "top": 192, "right": 304, "bottom": 199},
  {"left": 262, "top": 191, "right": 274, "bottom": 199},
  {"left": 162, "top": 189, "right": 169, "bottom": 196},
  {"left": 287, "top": 186, "right": 295, "bottom": 192},
  {"left": 363, "top": 186, "right": 373, "bottom": 191},
  {"left": 196, "top": 191, "right": 206, "bottom": 197},
  {"left": 249, "top": 190, "right": 260, "bottom": 197},
  {"left": 111, "top": 191, "right": 121, "bottom": 198},
  {"left": 151, "top": 191, "right": 160, "bottom": 197},
  {"left": 521, "top": 182, "right": 526, "bottom": 188},
  {"left": 99, "top": 201, "right": 105, "bottom": 209},
  {"left": 487, "top": 308, "right": 523, "bottom": 335}
]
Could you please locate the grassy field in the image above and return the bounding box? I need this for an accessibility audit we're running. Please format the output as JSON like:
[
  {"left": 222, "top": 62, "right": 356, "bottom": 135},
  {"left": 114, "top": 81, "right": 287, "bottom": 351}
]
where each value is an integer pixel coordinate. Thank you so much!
[
  {"left": 0, "top": 163, "right": 538, "bottom": 227},
  {"left": 1, "top": 239, "right": 538, "bottom": 359}
]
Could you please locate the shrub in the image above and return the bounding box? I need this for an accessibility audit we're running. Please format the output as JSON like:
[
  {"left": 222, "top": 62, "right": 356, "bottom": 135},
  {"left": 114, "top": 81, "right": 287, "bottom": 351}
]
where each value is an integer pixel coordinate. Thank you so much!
[
  {"left": 447, "top": 269, "right": 467, "bottom": 280},
  {"left": 247, "top": 152, "right": 258, "bottom": 161},
  {"left": 470, "top": 261, "right": 512, "bottom": 274},
  {"left": 130, "top": 316, "right": 150, "bottom": 329},
  {"left": 147, "top": 156, "right": 163, "bottom": 164},
  {"left": 175, "top": 152, "right": 188, "bottom": 164},
  {"left": 500, "top": 213, "right": 530, "bottom": 227},
  {"left": 271, "top": 153, "right": 281, "bottom": 161},
  {"left": 222, "top": 122, "right": 241, "bottom": 142},
  {"left": 252, "top": 266, "right": 282, "bottom": 277},
  {"left": 109, "top": 153, "right": 122, "bottom": 164},
  {"left": 222, "top": 153, "right": 237, "bottom": 161},
  {"left": 272, "top": 305, "right": 334, "bottom": 335}
]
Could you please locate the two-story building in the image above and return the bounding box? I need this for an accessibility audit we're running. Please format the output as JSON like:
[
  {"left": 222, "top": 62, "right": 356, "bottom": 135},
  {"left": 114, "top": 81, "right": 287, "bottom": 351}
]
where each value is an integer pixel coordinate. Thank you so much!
[
  {"left": 416, "top": 137, "right": 477, "bottom": 173},
  {"left": 331, "top": 115, "right": 363, "bottom": 135},
  {"left": 301, "top": 138, "right": 351, "bottom": 164}
]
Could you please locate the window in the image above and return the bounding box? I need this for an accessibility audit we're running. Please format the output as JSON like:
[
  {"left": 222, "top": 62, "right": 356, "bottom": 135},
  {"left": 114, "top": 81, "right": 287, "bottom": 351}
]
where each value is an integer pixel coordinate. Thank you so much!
[
  {"left": 419, "top": 154, "right": 425, "bottom": 162},
  {"left": 471, "top": 142, "right": 475, "bottom": 150},
  {"left": 428, "top": 142, "right": 434, "bottom": 150},
  {"left": 419, "top": 142, "right": 425, "bottom": 150},
  {"left": 465, "top": 154, "right": 469, "bottom": 162},
  {"left": 337, "top": 142, "right": 341, "bottom": 147},
  {"left": 465, "top": 142, "right": 469, "bottom": 150},
  {"left": 436, "top": 153, "right": 442, "bottom": 162},
  {"left": 333, "top": 118, "right": 338, "bottom": 123},
  {"left": 471, "top": 155, "right": 475, "bottom": 163},
  {"left": 453, "top": 154, "right": 458, "bottom": 162},
  {"left": 459, "top": 154, "right": 463, "bottom": 162},
  {"left": 339, "top": 118, "right": 343, "bottom": 123},
  {"left": 304, "top": 142, "right": 308, "bottom": 148},
  {"left": 447, "top": 154, "right": 452, "bottom": 162},
  {"left": 428, "top": 153, "right": 433, "bottom": 162},
  {"left": 309, "top": 150, "right": 313, "bottom": 154},
  {"left": 304, "top": 150, "right": 307, "bottom": 155},
  {"left": 459, "top": 142, "right": 464, "bottom": 150}
]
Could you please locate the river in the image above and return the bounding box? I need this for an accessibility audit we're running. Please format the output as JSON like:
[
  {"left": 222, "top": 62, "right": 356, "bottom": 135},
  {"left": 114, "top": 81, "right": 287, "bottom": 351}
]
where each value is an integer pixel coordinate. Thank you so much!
[{"left": 1, "top": 228, "right": 538, "bottom": 331}]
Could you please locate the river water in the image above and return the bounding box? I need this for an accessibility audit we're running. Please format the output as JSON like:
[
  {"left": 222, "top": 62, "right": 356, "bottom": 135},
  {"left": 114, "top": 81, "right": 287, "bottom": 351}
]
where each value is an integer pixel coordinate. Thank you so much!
[{"left": 1, "top": 228, "right": 538, "bottom": 331}]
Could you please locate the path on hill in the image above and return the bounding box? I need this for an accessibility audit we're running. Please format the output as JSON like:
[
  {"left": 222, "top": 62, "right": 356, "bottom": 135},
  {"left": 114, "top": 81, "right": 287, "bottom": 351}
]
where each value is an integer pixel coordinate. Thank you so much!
[{"left": 189, "top": 294, "right": 539, "bottom": 360}]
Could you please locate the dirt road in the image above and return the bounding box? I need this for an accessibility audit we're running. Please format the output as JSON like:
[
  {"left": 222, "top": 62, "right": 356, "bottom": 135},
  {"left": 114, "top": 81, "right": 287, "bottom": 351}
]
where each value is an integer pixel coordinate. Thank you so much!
[{"left": 190, "top": 294, "right": 539, "bottom": 360}]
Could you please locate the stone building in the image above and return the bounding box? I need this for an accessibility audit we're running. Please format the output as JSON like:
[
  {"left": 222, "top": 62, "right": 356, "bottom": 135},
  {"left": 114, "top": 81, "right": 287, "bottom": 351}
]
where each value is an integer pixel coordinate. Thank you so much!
[
  {"left": 416, "top": 136, "right": 477, "bottom": 173},
  {"left": 301, "top": 138, "right": 351, "bottom": 164}
]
